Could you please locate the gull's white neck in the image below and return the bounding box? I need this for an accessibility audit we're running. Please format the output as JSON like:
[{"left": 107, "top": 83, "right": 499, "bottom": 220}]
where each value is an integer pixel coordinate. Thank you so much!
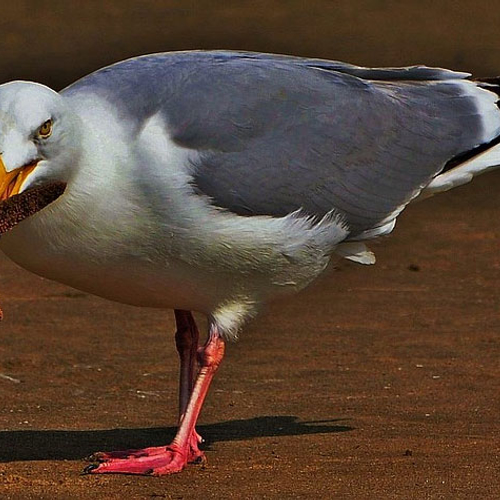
[{"left": 0, "top": 93, "right": 208, "bottom": 310}]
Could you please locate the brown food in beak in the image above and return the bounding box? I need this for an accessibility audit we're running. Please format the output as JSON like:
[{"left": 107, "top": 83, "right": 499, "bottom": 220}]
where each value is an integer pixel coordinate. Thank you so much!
[
  {"left": 0, "top": 182, "right": 66, "bottom": 320},
  {"left": 0, "top": 182, "right": 66, "bottom": 235}
]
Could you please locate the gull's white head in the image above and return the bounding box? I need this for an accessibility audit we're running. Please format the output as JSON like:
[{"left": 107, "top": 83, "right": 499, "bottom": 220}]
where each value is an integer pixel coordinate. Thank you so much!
[{"left": 0, "top": 81, "right": 81, "bottom": 203}]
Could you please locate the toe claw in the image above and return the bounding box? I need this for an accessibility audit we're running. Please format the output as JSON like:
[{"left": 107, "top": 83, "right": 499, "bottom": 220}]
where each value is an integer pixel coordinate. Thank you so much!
[
  {"left": 83, "top": 463, "right": 99, "bottom": 474},
  {"left": 191, "top": 454, "right": 207, "bottom": 465}
]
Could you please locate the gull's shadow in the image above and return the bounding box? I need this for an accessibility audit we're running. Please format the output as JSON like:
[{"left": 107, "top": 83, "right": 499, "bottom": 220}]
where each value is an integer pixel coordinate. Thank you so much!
[{"left": 0, "top": 416, "right": 353, "bottom": 462}]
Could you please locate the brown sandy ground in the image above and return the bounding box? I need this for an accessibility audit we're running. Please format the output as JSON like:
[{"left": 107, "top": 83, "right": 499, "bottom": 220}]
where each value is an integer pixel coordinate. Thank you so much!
[{"left": 0, "top": 174, "right": 499, "bottom": 499}]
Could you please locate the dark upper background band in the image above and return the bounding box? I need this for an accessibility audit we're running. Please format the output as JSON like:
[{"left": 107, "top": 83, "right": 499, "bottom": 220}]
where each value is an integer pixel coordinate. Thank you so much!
[{"left": 0, "top": 0, "right": 499, "bottom": 91}]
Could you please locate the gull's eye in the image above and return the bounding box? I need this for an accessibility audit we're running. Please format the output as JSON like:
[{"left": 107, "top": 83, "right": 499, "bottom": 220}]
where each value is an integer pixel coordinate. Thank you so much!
[{"left": 37, "top": 119, "right": 53, "bottom": 139}]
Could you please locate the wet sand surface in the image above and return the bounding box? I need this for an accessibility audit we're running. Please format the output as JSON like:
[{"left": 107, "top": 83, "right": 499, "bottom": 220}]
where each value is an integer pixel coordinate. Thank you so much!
[{"left": 0, "top": 173, "right": 498, "bottom": 499}]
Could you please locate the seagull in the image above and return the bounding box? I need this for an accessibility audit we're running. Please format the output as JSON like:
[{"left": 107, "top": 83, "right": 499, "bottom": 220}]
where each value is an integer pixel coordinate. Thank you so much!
[{"left": 1, "top": 51, "right": 499, "bottom": 475}]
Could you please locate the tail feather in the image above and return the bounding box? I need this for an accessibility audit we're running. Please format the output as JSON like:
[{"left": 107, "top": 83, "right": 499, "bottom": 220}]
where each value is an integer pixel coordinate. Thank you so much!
[
  {"left": 418, "top": 78, "right": 500, "bottom": 200},
  {"left": 420, "top": 142, "right": 500, "bottom": 200}
]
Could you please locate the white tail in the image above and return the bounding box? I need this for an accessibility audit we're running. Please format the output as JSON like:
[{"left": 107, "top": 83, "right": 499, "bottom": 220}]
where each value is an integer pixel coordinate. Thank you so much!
[{"left": 419, "top": 141, "right": 500, "bottom": 200}]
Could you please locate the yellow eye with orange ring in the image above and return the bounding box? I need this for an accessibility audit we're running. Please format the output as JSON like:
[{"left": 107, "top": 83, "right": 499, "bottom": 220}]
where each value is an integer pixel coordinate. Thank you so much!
[{"left": 38, "top": 119, "right": 53, "bottom": 139}]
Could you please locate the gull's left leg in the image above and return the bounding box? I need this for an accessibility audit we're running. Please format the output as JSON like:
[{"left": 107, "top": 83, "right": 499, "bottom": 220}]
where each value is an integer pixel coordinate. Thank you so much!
[
  {"left": 174, "top": 309, "right": 199, "bottom": 418},
  {"left": 85, "top": 321, "right": 225, "bottom": 475},
  {"left": 173, "top": 309, "right": 204, "bottom": 463}
]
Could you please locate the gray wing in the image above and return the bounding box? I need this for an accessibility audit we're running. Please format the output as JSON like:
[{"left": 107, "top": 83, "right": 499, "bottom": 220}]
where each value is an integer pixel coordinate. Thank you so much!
[{"left": 63, "top": 51, "right": 500, "bottom": 236}]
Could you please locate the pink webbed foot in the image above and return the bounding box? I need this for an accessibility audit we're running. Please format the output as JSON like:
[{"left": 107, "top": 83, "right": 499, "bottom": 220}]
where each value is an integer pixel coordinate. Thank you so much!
[
  {"left": 85, "top": 430, "right": 205, "bottom": 475},
  {"left": 85, "top": 443, "right": 188, "bottom": 476}
]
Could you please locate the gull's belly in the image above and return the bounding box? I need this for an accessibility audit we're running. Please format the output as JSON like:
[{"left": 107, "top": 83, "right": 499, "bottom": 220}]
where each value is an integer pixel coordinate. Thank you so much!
[{"left": 0, "top": 210, "right": 221, "bottom": 313}]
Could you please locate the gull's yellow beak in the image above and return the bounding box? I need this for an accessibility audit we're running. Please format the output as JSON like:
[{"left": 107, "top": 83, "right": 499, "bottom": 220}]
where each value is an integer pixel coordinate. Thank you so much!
[{"left": 0, "top": 156, "right": 37, "bottom": 202}]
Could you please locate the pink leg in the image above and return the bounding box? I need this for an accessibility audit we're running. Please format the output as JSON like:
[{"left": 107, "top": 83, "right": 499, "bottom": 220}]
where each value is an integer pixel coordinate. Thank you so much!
[
  {"left": 174, "top": 310, "right": 204, "bottom": 462},
  {"left": 85, "top": 319, "right": 225, "bottom": 475},
  {"left": 174, "top": 310, "right": 199, "bottom": 420}
]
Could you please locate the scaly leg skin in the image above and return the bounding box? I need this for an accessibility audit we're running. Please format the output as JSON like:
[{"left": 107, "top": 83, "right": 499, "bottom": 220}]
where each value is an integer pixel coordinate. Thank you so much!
[
  {"left": 174, "top": 310, "right": 202, "bottom": 426},
  {"left": 85, "top": 316, "right": 225, "bottom": 475}
]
